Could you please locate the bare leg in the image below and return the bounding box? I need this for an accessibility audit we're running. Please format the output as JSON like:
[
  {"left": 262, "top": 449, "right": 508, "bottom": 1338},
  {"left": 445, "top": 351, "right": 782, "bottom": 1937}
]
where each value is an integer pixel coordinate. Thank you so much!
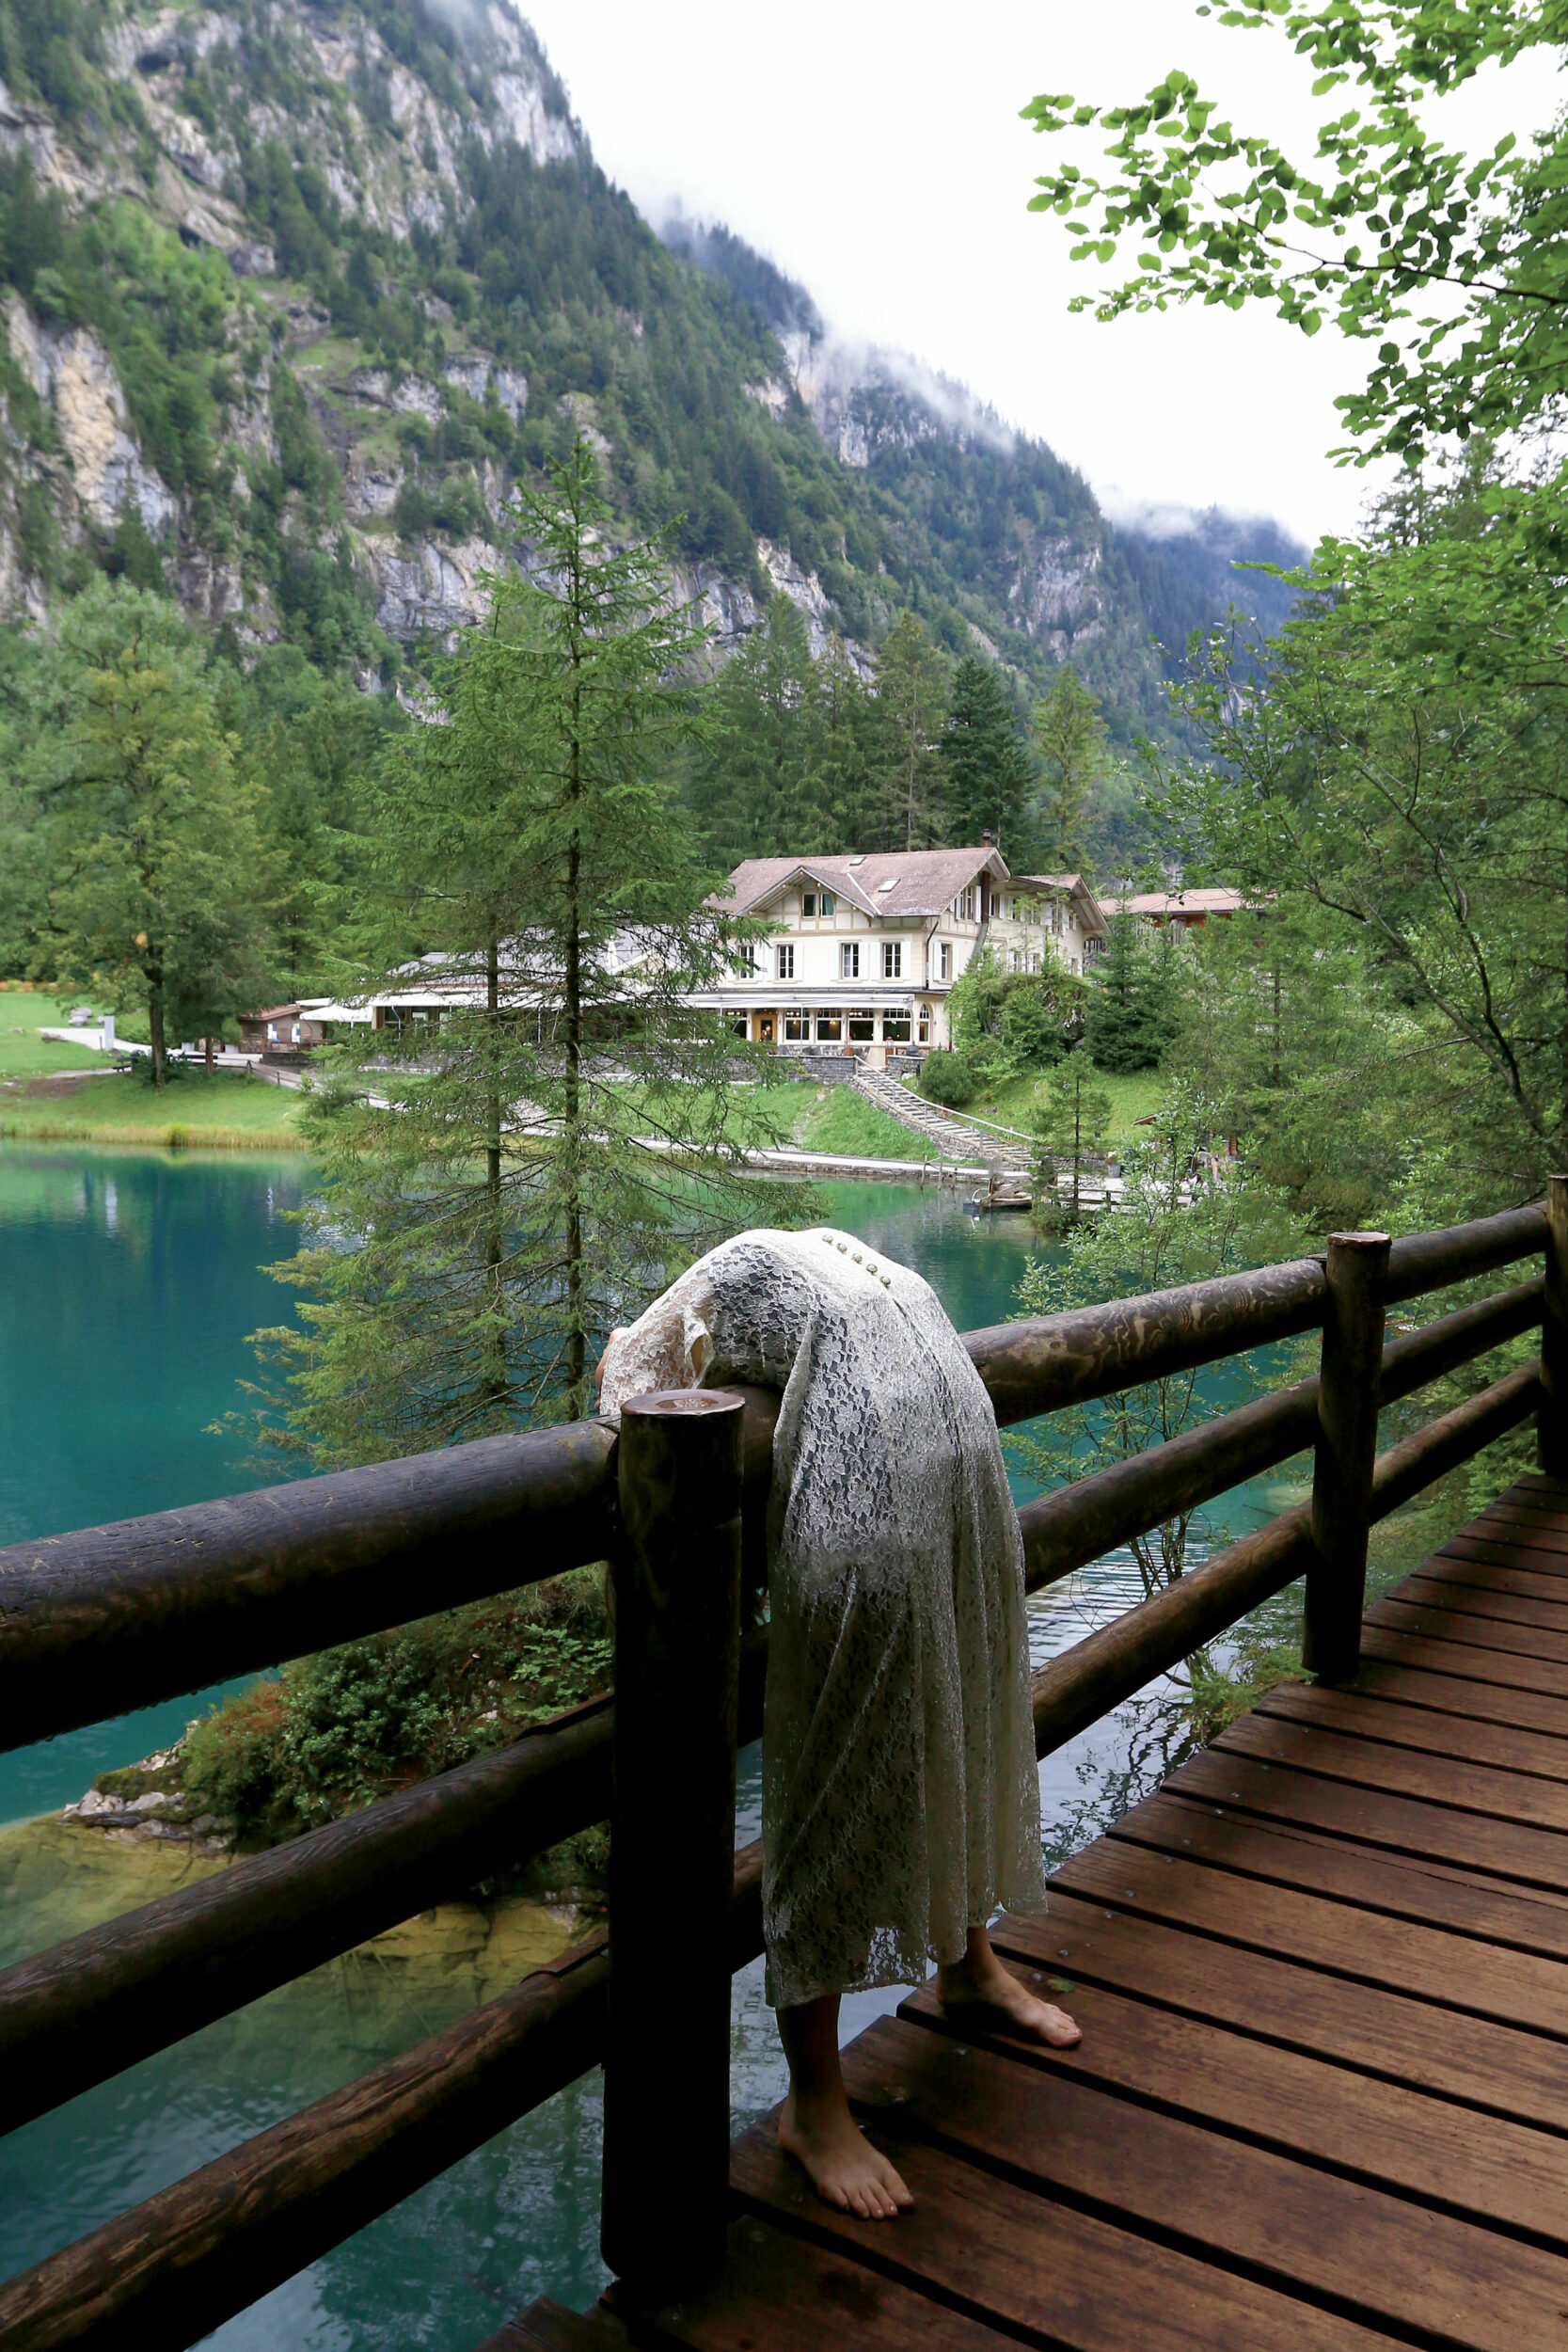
[
  {"left": 776, "top": 1994, "right": 913, "bottom": 2218},
  {"left": 936, "top": 1924, "right": 1082, "bottom": 2046}
]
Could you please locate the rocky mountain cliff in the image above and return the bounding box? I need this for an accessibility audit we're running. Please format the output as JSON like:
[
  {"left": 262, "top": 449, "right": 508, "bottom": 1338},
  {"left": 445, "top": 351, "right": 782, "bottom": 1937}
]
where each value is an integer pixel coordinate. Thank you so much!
[{"left": 0, "top": 0, "right": 1304, "bottom": 735}]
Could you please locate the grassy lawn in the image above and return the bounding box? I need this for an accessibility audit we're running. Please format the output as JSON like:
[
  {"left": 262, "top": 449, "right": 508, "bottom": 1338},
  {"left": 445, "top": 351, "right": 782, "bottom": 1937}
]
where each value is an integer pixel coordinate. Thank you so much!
[
  {"left": 899, "top": 1066, "right": 1167, "bottom": 1147},
  {"left": 786, "top": 1081, "right": 933, "bottom": 1162},
  {"left": 0, "top": 1064, "right": 306, "bottom": 1150},
  {"left": 0, "top": 991, "right": 111, "bottom": 1079}
]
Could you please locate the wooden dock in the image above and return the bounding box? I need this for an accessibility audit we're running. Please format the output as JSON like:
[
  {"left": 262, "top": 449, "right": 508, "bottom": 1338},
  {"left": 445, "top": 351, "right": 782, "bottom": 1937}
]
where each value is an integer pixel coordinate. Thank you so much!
[{"left": 506, "top": 1470, "right": 1568, "bottom": 2352}]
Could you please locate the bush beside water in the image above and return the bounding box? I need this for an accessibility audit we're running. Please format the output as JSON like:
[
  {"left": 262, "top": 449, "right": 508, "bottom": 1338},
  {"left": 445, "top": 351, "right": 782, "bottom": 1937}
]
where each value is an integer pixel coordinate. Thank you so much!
[{"left": 179, "top": 1569, "right": 612, "bottom": 1882}]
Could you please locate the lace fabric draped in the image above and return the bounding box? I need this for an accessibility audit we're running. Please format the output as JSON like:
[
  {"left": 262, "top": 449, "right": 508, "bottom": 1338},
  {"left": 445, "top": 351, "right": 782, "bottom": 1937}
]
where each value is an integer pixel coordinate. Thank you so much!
[{"left": 598, "top": 1226, "right": 1047, "bottom": 2010}]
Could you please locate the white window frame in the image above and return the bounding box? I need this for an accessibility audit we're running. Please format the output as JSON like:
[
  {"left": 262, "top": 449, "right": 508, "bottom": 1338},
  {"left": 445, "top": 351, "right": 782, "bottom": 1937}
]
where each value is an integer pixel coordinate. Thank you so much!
[
  {"left": 842, "top": 942, "right": 860, "bottom": 979},
  {"left": 938, "top": 942, "right": 952, "bottom": 982},
  {"left": 776, "top": 944, "right": 794, "bottom": 980},
  {"left": 883, "top": 941, "right": 902, "bottom": 979}
]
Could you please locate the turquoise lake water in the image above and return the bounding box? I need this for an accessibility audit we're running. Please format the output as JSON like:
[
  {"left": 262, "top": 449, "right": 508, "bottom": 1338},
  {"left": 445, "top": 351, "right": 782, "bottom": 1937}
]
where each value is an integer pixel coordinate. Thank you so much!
[{"left": 0, "top": 1147, "right": 1290, "bottom": 2348}]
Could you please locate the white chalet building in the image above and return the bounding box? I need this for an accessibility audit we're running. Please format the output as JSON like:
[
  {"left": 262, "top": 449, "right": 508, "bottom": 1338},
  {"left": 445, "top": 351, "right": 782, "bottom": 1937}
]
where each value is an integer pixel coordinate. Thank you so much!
[{"left": 701, "top": 846, "right": 1106, "bottom": 1069}]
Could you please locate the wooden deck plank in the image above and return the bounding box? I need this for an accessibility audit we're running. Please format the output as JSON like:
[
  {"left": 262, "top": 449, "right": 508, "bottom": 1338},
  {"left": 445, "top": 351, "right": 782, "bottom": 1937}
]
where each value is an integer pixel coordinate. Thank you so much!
[
  {"left": 1255, "top": 1677, "right": 1568, "bottom": 1777},
  {"left": 991, "top": 1891, "right": 1568, "bottom": 2132},
  {"left": 1391, "top": 1568, "right": 1568, "bottom": 1630},
  {"left": 1456, "top": 1497, "right": 1568, "bottom": 1538},
  {"left": 1214, "top": 1709, "right": 1568, "bottom": 1831},
  {"left": 1420, "top": 1552, "right": 1568, "bottom": 1602},
  {"left": 634, "top": 2216, "right": 1018, "bottom": 2352},
  {"left": 728, "top": 2128, "right": 1405, "bottom": 2352},
  {"left": 1055, "top": 1831, "right": 1568, "bottom": 2030},
  {"left": 1438, "top": 1529, "right": 1568, "bottom": 1575},
  {"left": 816, "top": 2017, "right": 1568, "bottom": 2350},
  {"left": 483, "top": 2303, "right": 628, "bottom": 2352},
  {"left": 1349, "top": 1650, "right": 1568, "bottom": 1733},
  {"left": 1360, "top": 1618, "right": 1568, "bottom": 1695},
  {"left": 1171, "top": 1742, "right": 1568, "bottom": 1891},
  {"left": 894, "top": 1963, "right": 1568, "bottom": 2251},
  {"left": 1108, "top": 1786, "right": 1568, "bottom": 1952},
  {"left": 1367, "top": 1592, "right": 1568, "bottom": 1663}
]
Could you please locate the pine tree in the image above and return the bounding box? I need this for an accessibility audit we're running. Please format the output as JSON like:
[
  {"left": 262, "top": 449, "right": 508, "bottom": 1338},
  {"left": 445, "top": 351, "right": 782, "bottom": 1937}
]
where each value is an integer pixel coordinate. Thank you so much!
[
  {"left": 1030, "top": 1051, "right": 1112, "bottom": 1227},
  {"left": 941, "top": 657, "right": 1033, "bottom": 850},
  {"left": 874, "top": 612, "right": 949, "bottom": 850},
  {"left": 266, "top": 440, "right": 797, "bottom": 1462},
  {"left": 1033, "top": 666, "right": 1111, "bottom": 871},
  {"left": 689, "top": 595, "right": 818, "bottom": 861},
  {"left": 814, "top": 634, "right": 881, "bottom": 851},
  {"left": 1082, "top": 908, "right": 1177, "bottom": 1074},
  {"left": 38, "top": 579, "right": 275, "bottom": 1088}
]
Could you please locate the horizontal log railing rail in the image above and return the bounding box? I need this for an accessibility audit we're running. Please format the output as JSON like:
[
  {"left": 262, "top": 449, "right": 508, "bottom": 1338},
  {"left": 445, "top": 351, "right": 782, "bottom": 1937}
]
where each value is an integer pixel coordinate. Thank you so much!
[{"left": 1, "top": 1184, "right": 1563, "bottom": 2347}]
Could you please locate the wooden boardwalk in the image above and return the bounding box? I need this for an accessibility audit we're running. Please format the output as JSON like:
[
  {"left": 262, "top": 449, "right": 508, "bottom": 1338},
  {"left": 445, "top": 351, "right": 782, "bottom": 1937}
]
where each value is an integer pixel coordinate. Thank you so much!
[{"left": 501, "top": 1472, "right": 1568, "bottom": 2352}]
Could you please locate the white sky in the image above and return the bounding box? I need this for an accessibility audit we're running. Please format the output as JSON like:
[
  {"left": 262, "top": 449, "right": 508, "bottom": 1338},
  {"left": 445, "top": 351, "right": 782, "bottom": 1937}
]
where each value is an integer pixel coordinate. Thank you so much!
[{"left": 517, "top": 0, "right": 1558, "bottom": 548}]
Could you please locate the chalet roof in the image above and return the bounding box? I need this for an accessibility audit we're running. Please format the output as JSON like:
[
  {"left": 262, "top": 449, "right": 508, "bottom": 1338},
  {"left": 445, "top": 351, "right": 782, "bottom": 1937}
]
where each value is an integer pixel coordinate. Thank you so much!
[
  {"left": 245, "top": 1004, "right": 308, "bottom": 1022},
  {"left": 1117, "top": 887, "right": 1253, "bottom": 917},
  {"left": 718, "top": 847, "right": 1008, "bottom": 920},
  {"left": 1010, "top": 873, "right": 1109, "bottom": 933}
]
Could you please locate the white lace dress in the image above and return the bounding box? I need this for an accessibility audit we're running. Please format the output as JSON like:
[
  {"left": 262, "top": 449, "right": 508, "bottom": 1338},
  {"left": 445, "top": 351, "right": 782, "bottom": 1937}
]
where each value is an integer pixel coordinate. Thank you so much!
[{"left": 597, "top": 1225, "right": 1046, "bottom": 2010}]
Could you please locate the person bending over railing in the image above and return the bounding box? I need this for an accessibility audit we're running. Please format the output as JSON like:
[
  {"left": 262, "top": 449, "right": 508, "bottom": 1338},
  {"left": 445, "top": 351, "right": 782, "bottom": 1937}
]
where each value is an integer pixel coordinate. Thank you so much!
[{"left": 596, "top": 1226, "right": 1080, "bottom": 2222}]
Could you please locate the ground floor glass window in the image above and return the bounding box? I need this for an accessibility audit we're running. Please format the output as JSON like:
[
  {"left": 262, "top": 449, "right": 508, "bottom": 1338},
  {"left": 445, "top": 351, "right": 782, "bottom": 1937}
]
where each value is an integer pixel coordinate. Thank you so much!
[{"left": 816, "top": 1009, "right": 843, "bottom": 1041}]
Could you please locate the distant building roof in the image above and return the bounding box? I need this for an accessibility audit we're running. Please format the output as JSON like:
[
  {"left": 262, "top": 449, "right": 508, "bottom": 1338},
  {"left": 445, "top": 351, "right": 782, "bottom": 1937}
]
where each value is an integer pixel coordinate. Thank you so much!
[
  {"left": 1117, "top": 887, "right": 1255, "bottom": 918},
  {"left": 1009, "top": 873, "right": 1108, "bottom": 931},
  {"left": 716, "top": 847, "right": 1007, "bottom": 920}
]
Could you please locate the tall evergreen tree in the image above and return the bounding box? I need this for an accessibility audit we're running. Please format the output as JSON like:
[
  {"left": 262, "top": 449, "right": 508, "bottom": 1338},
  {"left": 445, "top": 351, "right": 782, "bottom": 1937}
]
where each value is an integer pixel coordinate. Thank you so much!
[
  {"left": 814, "top": 634, "right": 881, "bottom": 851},
  {"left": 1082, "top": 908, "right": 1177, "bottom": 1074},
  {"left": 1030, "top": 1051, "right": 1112, "bottom": 1228},
  {"left": 1033, "top": 666, "right": 1110, "bottom": 872},
  {"left": 941, "top": 657, "right": 1034, "bottom": 850},
  {"left": 267, "top": 441, "right": 795, "bottom": 1462},
  {"left": 689, "top": 596, "right": 818, "bottom": 862},
  {"left": 874, "top": 612, "right": 950, "bottom": 850},
  {"left": 36, "top": 580, "right": 275, "bottom": 1088}
]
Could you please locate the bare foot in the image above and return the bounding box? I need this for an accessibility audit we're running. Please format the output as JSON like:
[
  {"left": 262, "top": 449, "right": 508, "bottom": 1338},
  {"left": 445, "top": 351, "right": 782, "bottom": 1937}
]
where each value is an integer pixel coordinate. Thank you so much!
[
  {"left": 778, "top": 2091, "right": 913, "bottom": 2219},
  {"left": 937, "top": 1931, "right": 1082, "bottom": 2048}
]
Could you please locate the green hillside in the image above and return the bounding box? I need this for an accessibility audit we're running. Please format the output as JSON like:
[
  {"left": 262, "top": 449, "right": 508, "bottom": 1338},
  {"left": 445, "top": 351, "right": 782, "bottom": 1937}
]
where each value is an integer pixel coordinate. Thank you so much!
[{"left": 0, "top": 0, "right": 1301, "bottom": 744}]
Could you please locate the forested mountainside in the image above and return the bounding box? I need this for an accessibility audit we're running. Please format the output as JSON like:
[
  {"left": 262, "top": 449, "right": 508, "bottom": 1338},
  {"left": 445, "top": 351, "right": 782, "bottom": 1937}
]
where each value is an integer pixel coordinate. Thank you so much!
[{"left": 0, "top": 0, "right": 1304, "bottom": 739}]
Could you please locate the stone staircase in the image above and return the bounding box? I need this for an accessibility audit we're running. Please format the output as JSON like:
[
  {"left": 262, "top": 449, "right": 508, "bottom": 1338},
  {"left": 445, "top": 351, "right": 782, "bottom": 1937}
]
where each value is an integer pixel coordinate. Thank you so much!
[{"left": 853, "top": 1065, "right": 1031, "bottom": 1174}]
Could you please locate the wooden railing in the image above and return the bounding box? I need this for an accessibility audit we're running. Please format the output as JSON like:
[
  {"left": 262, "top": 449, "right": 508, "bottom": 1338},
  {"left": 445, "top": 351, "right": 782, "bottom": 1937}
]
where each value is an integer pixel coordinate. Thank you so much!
[{"left": 1, "top": 1185, "right": 1564, "bottom": 2344}]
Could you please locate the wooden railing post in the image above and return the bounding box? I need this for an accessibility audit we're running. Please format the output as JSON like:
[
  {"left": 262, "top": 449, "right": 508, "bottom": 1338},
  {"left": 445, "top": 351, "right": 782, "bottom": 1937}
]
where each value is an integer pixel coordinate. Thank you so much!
[
  {"left": 1540, "top": 1175, "right": 1568, "bottom": 1477},
  {"left": 600, "top": 1389, "right": 744, "bottom": 2295},
  {"left": 1302, "top": 1231, "right": 1390, "bottom": 1686}
]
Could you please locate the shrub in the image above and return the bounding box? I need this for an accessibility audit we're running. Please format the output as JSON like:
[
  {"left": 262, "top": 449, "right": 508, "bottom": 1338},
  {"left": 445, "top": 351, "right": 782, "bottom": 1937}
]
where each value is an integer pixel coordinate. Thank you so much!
[
  {"left": 183, "top": 1567, "right": 611, "bottom": 1850},
  {"left": 919, "top": 1049, "right": 980, "bottom": 1108}
]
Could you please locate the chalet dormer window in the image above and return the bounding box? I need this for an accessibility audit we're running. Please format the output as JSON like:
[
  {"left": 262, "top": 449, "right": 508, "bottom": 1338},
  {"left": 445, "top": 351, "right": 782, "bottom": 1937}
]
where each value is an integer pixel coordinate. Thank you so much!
[
  {"left": 802, "top": 892, "right": 816, "bottom": 918},
  {"left": 820, "top": 891, "right": 835, "bottom": 917}
]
